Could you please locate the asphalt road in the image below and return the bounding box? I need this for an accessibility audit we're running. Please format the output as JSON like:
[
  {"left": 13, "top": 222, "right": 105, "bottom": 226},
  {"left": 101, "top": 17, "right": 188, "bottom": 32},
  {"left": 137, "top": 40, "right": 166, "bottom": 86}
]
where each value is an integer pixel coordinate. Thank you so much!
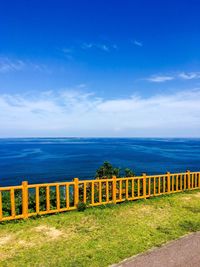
[{"left": 113, "top": 232, "right": 200, "bottom": 267}]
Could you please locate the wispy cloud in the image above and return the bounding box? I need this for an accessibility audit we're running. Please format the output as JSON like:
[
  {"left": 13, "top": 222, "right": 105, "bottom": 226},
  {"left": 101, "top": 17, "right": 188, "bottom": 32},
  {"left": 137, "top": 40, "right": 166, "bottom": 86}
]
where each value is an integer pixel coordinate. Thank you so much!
[
  {"left": 178, "top": 72, "right": 200, "bottom": 80},
  {"left": 62, "top": 48, "right": 73, "bottom": 54},
  {"left": 81, "top": 42, "right": 118, "bottom": 52},
  {"left": 147, "top": 75, "right": 174, "bottom": 82},
  {"left": 0, "top": 57, "right": 25, "bottom": 73},
  {"left": 0, "top": 89, "right": 200, "bottom": 137},
  {"left": 0, "top": 57, "right": 49, "bottom": 74},
  {"left": 132, "top": 40, "right": 143, "bottom": 47},
  {"left": 61, "top": 48, "right": 74, "bottom": 60},
  {"left": 31, "top": 63, "right": 50, "bottom": 73},
  {"left": 112, "top": 44, "right": 118, "bottom": 50},
  {"left": 81, "top": 43, "right": 93, "bottom": 49},
  {"left": 98, "top": 44, "right": 109, "bottom": 52},
  {"left": 147, "top": 71, "right": 200, "bottom": 83}
]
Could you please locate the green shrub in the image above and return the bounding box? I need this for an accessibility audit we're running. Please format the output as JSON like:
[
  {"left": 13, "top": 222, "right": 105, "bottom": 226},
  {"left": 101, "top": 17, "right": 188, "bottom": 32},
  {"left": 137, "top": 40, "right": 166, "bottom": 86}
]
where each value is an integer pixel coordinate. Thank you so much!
[
  {"left": 124, "top": 168, "right": 135, "bottom": 177},
  {"left": 95, "top": 161, "right": 135, "bottom": 179},
  {"left": 77, "top": 202, "right": 87, "bottom": 212},
  {"left": 95, "top": 161, "right": 120, "bottom": 179}
]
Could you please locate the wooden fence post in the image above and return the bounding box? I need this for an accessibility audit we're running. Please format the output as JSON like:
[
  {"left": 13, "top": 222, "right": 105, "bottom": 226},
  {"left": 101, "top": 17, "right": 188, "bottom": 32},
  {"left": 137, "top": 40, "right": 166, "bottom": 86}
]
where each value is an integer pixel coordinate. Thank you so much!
[
  {"left": 0, "top": 191, "right": 2, "bottom": 221},
  {"left": 198, "top": 172, "right": 200, "bottom": 189},
  {"left": 74, "top": 178, "right": 79, "bottom": 207},
  {"left": 112, "top": 176, "right": 117, "bottom": 204},
  {"left": 197, "top": 172, "right": 200, "bottom": 188},
  {"left": 22, "top": 181, "right": 28, "bottom": 219},
  {"left": 143, "top": 173, "right": 146, "bottom": 198},
  {"left": 187, "top": 170, "right": 191, "bottom": 189},
  {"left": 167, "top": 172, "right": 171, "bottom": 193}
]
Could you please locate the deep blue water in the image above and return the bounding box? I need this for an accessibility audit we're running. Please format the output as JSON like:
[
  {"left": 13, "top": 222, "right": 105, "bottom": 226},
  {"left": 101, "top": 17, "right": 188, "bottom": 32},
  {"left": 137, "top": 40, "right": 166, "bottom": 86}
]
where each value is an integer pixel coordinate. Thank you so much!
[{"left": 0, "top": 138, "right": 200, "bottom": 186}]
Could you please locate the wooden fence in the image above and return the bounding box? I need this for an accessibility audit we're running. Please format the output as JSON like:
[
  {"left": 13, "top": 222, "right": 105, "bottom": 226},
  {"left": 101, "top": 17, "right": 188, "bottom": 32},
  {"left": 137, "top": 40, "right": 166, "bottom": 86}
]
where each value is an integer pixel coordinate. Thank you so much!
[{"left": 0, "top": 170, "right": 199, "bottom": 222}]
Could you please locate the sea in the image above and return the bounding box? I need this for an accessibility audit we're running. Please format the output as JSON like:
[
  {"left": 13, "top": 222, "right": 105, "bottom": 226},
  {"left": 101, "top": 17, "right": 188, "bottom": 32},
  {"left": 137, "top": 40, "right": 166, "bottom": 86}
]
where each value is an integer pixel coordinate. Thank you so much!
[{"left": 0, "top": 138, "right": 200, "bottom": 186}]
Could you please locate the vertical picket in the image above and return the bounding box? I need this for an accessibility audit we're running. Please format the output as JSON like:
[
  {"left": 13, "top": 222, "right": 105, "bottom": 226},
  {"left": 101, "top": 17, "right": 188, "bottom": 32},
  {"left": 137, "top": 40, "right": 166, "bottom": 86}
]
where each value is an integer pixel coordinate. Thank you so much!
[
  {"left": 66, "top": 184, "right": 69, "bottom": 209},
  {"left": 126, "top": 179, "right": 129, "bottom": 199},
  {"left": 46, "top": 186, "right": 50, "bottom": 212},
  {"left": 36, "top": 186, "right": 40, "bottom": 213},
  {"left": 0, "top": 191, "right": 2, "bottom": 220},
  {"left": 74, "top": 178, "right": 79, "bottom": 207},
  {"left": 112, "top": 176, "right": 117, "bottom": 203},
  {"left": 106, "top": 180, "right": 109, "bottom": 202},
  {"left": 99, "top": 181, "right": 102, "bottom": 204},
  {"left": 143, "top": 174, "right": 146, "bottom": 198},
  {"left": 91, "top": 181, "right": 95, "bottom": 205},
  {"left": 10, "top": 188, "right": 15, "bottom": 217},
  {"left": 83, "top": 183, "right": 87, "bottom": 204},
  {"left": 22, "top": 181, "right": 28, "bottom": 219},
  {"left": 167, "top": 172, "right": 171, "bottom": 193},
  {"left": 187, "top": 170, "right": 191, "bottom": 189}
]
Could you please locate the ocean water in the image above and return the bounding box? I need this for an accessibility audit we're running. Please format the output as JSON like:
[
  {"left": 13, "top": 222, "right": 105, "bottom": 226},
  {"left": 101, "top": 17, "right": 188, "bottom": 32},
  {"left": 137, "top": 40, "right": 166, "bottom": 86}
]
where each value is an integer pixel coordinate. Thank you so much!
[{"left": 0, "top": 138, "right": 200, "bottom": 186}]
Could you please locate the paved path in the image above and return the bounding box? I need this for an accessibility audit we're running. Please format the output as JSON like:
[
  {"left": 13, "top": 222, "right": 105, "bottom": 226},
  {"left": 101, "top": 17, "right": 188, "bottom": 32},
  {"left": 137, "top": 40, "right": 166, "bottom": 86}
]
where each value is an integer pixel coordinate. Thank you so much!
[{"left": 113, "top": 232, "right": 200, "bottom": 267}]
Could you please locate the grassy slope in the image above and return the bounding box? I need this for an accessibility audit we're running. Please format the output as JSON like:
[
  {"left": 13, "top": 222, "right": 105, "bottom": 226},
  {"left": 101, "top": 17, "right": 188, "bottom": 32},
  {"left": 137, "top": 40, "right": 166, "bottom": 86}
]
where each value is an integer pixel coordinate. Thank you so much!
[{"left": 1, "top": 190, "right": 200, "bottom": 267}]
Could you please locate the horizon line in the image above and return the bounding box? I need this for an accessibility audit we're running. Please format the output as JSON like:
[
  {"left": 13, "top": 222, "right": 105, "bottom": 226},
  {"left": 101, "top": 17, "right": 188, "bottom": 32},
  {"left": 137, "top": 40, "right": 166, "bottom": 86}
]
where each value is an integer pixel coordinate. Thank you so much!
[{"left": 0, "top": 136, "right": 200, "bottom": 139}]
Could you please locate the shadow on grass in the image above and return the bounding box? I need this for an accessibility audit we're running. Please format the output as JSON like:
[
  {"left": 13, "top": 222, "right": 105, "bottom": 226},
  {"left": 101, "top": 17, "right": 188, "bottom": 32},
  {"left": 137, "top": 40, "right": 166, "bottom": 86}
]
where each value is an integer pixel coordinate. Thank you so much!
[
  {"left": 179, "top": 220, "right": 200, "bottom": 232},
  {"left": 183, "top": 206, "right": 200, "bottom": 213}
]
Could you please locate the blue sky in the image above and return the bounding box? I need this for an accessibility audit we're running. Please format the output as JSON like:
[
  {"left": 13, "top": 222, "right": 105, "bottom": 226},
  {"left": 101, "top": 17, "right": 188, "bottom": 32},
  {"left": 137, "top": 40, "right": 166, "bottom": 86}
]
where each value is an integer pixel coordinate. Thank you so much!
[{"left": 0, "top": 0, "right": 200, "bottom": 137}]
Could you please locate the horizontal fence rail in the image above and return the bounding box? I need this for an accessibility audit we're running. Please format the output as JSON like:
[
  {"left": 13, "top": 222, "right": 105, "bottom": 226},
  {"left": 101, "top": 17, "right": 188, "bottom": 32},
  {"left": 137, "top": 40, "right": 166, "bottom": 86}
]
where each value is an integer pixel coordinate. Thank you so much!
[{"left": 0, "top": 171, "right": 200, "bottom": 222}]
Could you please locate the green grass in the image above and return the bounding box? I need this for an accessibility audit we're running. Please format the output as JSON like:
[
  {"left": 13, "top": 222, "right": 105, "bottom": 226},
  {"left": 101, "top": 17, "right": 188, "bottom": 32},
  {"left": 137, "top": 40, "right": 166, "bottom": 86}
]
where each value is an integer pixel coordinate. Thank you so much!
[{"left": 1, "top": 190, "right": 200, "bottom": 267}]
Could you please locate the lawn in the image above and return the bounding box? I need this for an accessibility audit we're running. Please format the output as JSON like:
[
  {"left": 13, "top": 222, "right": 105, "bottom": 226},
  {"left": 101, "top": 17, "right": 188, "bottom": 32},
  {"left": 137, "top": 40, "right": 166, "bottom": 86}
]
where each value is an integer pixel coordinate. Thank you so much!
[{"left": 1, "top": 190, "right": 200, "bottom": 267}]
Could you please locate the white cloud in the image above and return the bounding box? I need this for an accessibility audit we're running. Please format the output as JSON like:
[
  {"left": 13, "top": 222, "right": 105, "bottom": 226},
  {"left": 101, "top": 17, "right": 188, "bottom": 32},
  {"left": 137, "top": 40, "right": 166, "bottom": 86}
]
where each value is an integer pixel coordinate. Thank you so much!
[
  {"left": 133, "top": 40, "right": 143, "bottom": 47},
  {"left": 62, "top": 48, "right": 73, "bottom": 54},
  {"left": 0, "top": 89, "right": 200, "bottom": 137},
  {"left": 97, "top": 44, "right": 109, "bottom": 52},
  {"left": 112, "top": 44, "right": 118, "bottom": 50},
  {"left": 147, "top": 75, "right": 174, "bottom": 82},
  {"left": 0, "top": 57, "right": 49, "bottom": 74},
  {"left": 82, "top": 43, "right": 94, "bottom": 49},
  {"left": 0, "top": 57, "right": 25, "bottom": 73},
  {"left": 147, "top": 71, "right": 200, "bottom": 83},
  {"left": 61, "top": 48, "right": 74, "bottom": 60},
  {"left": 81, "top": 42, "right": 117, "bottom": 52},
  {"left": 178, "top": 72, "right": 200, "bottom": 80}
]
